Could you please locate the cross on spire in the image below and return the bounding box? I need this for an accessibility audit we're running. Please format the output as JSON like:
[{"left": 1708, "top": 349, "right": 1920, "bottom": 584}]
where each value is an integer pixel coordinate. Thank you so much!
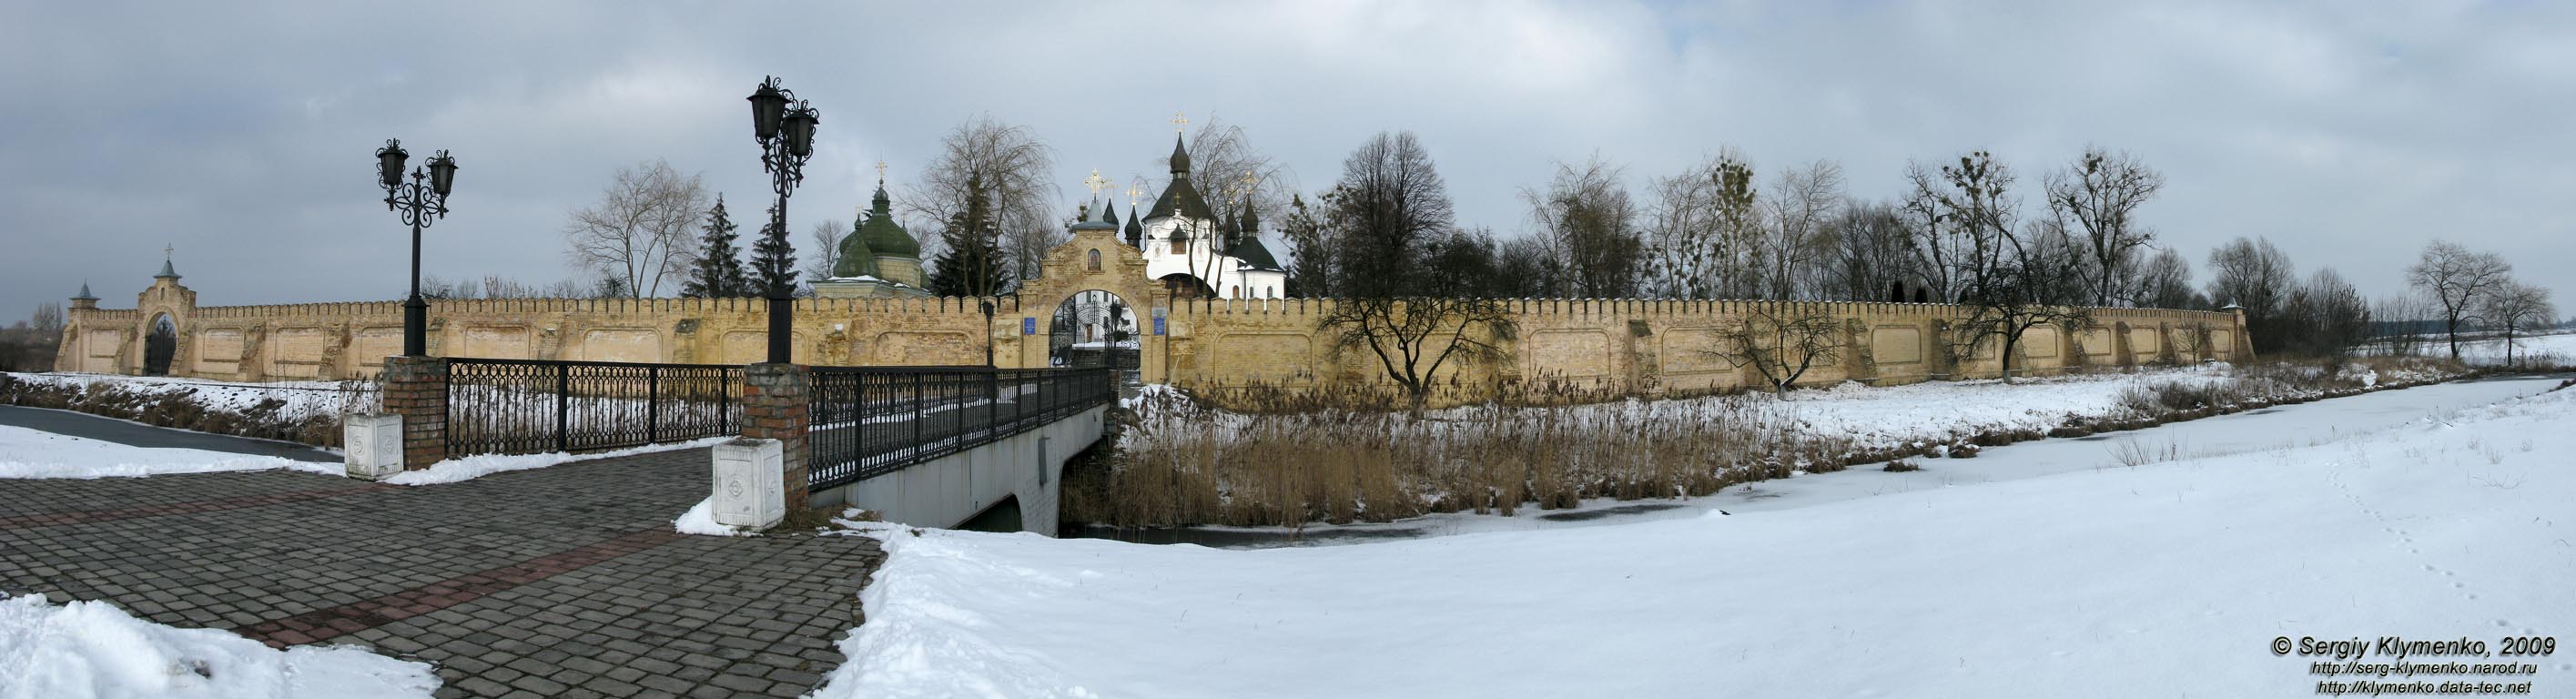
[
  {"left": 1125, "top": 182, "right": 1145, "bottom": 209},
  {"left": 1084, "top": 168, "right": 1111, "bottom": 196},
  {"left": 873, "top": 159, "right": 887, "bottom": 183},
  {"left": 164, "top": 244, "right": 173, "bottom": 260},
  {"left": 1171, "top": 111, "right": 1189, "bottom": 133}
]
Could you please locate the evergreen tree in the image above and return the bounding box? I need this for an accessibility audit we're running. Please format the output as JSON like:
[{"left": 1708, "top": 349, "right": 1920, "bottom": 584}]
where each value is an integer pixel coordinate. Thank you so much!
[
  {"left": 748, "top": 201, "right": 798, "bottom": 296},
  {"left": 679, "top": 195, "right": 752, "bottom": 297},
  {"left": 927, "top": 177, "right": 1018, "bottom": 297}
]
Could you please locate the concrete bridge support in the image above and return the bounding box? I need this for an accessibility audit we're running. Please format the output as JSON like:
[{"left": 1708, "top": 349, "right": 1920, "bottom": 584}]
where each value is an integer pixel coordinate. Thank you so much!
[{"left": 812, "top": 405, "right": 1107, "bottom": 536}]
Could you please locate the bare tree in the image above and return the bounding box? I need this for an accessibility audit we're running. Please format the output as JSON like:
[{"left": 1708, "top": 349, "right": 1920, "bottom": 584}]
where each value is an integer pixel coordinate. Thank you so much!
[
  {"left": 1316, "top": 296, "right": 1516, "bottom": 413},
  {"left": 1169, "top": 115, "right": 1296, "bottom": 229},
  {"left": 31, "top": 302, "right": 63, "bottom": 341},
  {"left": 2206, "top": 237, "right": 2297, "bottom": 353},
  {"left": 2405, "top": 240, "right": 2514, "bottom": 360},
  {"left": 563, "top": 159, "right": 710, "bottom": 298},
  {"left": 1522, "top": 155, "right": 1643, "bottom": 298},
  {"left": 908, "top": 115, "right": 1058, "bottom": 292},
  {"left": 804, "top": 218, "right": 847, "bottom": 281},
  {"left": 2045, "top": 147, "right": 2165, "bottom": 306},
  {"left": 1931, "top": 152, "right": 2020, "bottom": 302},
  {"left": 1932, "top": 152, "right": 2088, "bottom": 382},
  {"left": 1712, "top": 301, "right": 1845, "bottom": 395},
  {"left": 1319, "top": 131, "right": 1455, "bottom": 299},
  {"left": 1901, "top": 161, "right": 1966, "bottom": 303},
  {"left": 2481, "top": 281, "right": 2557, "bottom": 367},
  {"left": 1826, "top": 200, "right": 1916, "bottom": 301},
  {"left": 1641, "top": 150, "right": 1761, "bottom": 300},
  {"left": 2370, "top": 293, "right": 2435, "bottom": 357},
  {"left": 1759, "top": 159, "right": 1845, "bottom": 299},
  {"left": 2131, "top": 248, "right": 2199, "bottom": 309},
  {"left": 2279, "top": 268, "right": 2372, "bottom": 357}
]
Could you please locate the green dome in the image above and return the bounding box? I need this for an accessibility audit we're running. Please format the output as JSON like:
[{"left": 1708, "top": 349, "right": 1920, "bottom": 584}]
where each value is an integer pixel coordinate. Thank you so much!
[
  {"left": 857, "top": 184, "right": 918, "bottom": 258},
  {"left": 832, "top": 226, "right": 879, "bottom": 279}
]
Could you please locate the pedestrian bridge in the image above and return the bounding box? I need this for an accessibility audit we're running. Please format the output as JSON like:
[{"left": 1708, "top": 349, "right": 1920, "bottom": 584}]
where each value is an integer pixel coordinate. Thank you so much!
[{"left": 801, "top": 366, "right": 1114, "bottom": 534}]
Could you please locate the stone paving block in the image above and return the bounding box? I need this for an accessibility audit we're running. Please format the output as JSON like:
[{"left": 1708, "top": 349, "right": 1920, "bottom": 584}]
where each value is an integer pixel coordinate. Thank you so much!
[{"left": 0, "top": 447, "right": 886, "bottom": 697}]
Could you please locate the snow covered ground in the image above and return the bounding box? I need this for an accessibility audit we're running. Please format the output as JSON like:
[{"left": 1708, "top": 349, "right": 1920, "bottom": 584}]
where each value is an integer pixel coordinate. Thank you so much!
[
  {"left": 382, "top": 436, "right": 732, "bottom": 486},
  {"left": 825, "top": 378, "right": 2576, "bottom": 697},
  {"left": 0, "top": 593, "right": 436, "bottom": 699},
  {"left": 0, "top": 425, "right": 341, "bottom": 480},
  {"left": 2447, "top": 330, "right": 2576, "bottom": 365},
  {"left": 5, "top": 372, "right": 371, "bottom": 420}
]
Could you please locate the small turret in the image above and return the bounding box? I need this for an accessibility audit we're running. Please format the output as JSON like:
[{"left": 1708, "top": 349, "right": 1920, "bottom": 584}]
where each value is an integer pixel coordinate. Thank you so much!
[{"left": 71, "top": 280, "right": 97, "bottom": 309}]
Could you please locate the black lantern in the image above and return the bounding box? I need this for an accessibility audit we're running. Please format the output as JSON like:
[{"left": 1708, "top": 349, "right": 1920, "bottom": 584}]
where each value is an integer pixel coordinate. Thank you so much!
[
  {"left": 747, "top": 76, "right": 819, "bottom": 364},
  {"left": 375, "top": 137, "right": 459, "bottom": 358},
  {"left": 427, "top": 151, "right": 458, "bottom": 198},
  {"left": 747, "top": 78, "right": 786, "bottom": 141},
  {"left": 376, "top": 139, "right": 409, "bottom": 190},
  {"left": 782, "top": 104, "right": 817, "bottom": 158}
]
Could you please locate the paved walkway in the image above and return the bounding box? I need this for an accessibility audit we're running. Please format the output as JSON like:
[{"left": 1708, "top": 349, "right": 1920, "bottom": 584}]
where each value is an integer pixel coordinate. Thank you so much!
[
  {"left": 0, "top": 444, "right": 885, "bottom": 698},
  {"left": 0, "top": 404, "right": 342, "bottom": 461}
]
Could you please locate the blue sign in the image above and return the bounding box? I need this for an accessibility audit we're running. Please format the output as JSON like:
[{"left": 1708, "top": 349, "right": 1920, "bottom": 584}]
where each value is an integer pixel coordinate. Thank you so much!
[
  {"left": 1153, "top": 318, "right": 1166, "bottom": 336},
  {"left": 1022, "top": 317, "right": 1037, "bottom": 335}
]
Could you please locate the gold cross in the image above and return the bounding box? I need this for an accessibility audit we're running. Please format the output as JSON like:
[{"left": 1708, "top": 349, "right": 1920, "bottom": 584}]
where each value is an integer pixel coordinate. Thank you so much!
[
  {"left": 874, "top": 159, "right": 887, "bottom": 182},
  {"left": 1125, "top": 182, "right": 1145, "bottom": 208},
  {"left": 1171, "top": 111, "right": 1188, "bottom": 133},
  {"left": 1083, "top": 168, "right": 1110, "bottom": 196}
]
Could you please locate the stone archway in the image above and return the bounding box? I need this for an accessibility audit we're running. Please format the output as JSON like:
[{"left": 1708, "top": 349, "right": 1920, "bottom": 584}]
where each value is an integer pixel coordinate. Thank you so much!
[
  {"left": 1013, "top": 228, "right": 1169, "bottom": 384},
  {"left": 144, "top": 313, "right": 177, "bottom": 376}
]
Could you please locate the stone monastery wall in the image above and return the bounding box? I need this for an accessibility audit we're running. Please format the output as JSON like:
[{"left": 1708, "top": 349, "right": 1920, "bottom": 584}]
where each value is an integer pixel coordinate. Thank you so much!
[
  {"left": 59, "top": 231, "right": 2248, "bottom": 408},
  {"left": 1159, "top": 297, "right": 2248, "bottom": 404}
]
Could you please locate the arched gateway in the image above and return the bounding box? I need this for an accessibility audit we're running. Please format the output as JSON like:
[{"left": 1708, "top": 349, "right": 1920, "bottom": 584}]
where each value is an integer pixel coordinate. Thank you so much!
[{"left": 1011, "top": 225, "right": 1170, "bottom": 385}]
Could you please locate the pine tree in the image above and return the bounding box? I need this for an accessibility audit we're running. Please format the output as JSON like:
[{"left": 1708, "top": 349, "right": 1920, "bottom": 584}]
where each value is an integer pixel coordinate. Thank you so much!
[
  {"left": 748, "top": 201, "right": 799, "bottom": 296},
  {"left": 927, "top": 178, "right": 1016, "bottom": 297},
  {"left": 680, "top": 195, "right": 752, "bottom": 298}
]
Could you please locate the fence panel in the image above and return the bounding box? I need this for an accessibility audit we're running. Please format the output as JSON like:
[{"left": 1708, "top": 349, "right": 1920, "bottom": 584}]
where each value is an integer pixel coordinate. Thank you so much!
[
  {"left": 806, "top": 366, "right": 1111, "bottom": 491},
  {"left": 446, "top": 358, "right": 742, "bottom": 458}
]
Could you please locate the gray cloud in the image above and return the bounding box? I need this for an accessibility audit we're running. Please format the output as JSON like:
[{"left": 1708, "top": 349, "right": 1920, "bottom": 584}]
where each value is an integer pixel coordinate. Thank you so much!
[{"left": 3, "top": 0, "right": 2567, "bottom": 317}]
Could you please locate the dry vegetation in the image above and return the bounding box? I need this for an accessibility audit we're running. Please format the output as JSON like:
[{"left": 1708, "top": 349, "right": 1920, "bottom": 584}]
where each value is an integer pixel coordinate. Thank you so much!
[
  {"left": 1065, "top": 355, "right": 2482, "bottom": 531},
  {"left": 0, "top": 374, "right": 377, "bottom": 448}
]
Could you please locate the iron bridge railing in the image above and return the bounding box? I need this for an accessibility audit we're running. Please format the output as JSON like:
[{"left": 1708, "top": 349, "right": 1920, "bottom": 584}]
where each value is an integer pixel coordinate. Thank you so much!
[
  {"left": 807, "top": 366, "right": 1113, "bottom": 491},
  {"left": 446, "top": 358, "right": 743, "bottom": 457}
]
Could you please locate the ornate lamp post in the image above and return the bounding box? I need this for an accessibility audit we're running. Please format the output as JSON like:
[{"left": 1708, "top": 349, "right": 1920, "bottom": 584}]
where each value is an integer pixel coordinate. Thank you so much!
[
  {"left": 375, "top": 139, "right": 458, "bottom": 357},
  {"left": 747, "top": 76, "right": 819, "bottom": 364}
]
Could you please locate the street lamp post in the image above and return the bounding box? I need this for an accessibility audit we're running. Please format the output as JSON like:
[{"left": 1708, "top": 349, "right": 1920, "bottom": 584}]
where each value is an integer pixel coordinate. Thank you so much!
[
  {"left": 375, "top": 139, "right": 458, "bottom": 357},
  {"left": 747, "top": 76, "right": 819, "bottom": 364}
]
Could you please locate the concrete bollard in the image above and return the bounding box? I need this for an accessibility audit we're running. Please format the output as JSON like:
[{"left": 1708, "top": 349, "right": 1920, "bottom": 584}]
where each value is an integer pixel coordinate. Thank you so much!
[
  {"left": 711, "top": 438, "right": 786, "bottom": 530},
  {"left": 342, "top": 413, "right": 403, "bottom": 481}
]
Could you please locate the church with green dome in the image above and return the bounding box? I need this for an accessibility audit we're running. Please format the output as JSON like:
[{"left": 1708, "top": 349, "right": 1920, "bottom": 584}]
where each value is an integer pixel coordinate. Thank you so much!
[{"left": 813, "top": 178, "right": 932, "bottom": 299}]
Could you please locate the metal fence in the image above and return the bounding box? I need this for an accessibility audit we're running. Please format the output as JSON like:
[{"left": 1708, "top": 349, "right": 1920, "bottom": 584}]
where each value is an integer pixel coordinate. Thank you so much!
[
  {"left": 446, "top": 358, "right": 743, "bottom": 457},
  {"left": 807, "top": 366, "right": 1113, "bottom": 491}
]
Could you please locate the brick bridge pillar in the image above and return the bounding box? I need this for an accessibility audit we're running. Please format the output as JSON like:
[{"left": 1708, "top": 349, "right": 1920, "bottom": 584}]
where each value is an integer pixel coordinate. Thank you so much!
[
  {"left": 742, "top": 363, "right": 811, "bottom": 510},
  {"left": 382, "top": 356, "right": 448, "bottom": 470}
]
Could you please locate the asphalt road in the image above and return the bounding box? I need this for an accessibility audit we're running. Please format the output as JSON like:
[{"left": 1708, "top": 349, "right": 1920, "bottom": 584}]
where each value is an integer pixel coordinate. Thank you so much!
[{"left": 0, "top": 405, "right": 341, "bottom": 462}]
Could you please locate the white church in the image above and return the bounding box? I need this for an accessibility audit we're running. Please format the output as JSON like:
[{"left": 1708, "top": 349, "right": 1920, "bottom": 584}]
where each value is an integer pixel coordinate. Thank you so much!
[{"left": 1072, "top": 133, "right": 1286, "bottom": 300}]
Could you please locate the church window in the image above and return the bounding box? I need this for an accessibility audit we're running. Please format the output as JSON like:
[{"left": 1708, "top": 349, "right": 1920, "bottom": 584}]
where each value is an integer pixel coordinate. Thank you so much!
[
  {"left": 1087, "top": 248, "right": 1101, "bottom": 272},
  {"left": 1170, "top": 239, "right": 1185, "bottom": 255}
]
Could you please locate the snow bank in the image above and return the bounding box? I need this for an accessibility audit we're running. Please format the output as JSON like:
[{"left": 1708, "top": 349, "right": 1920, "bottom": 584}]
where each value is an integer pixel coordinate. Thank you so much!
[
  {"left": 823, "top": 386, "right": 2576, "bottom": 697},
  {"left": 0, "top": 426, "right": 341, "bottom": 480},
  {"left": 671, "top": 497, "right": 756, "bottom": 537},
  {"left": 0, "top": 593, "right": 437, "bottom": 699},
  {"left": 382, "top": 436, "right": 732, "bottom": 486},
  {"left": 5, "top": 372, "right": 369, "bottom": 420}
]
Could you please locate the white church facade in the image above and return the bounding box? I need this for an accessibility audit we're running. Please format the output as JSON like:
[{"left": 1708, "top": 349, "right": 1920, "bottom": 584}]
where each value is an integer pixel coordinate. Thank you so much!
[{"left": 1087, "top": 134, "right": 1285, "bottom": 300}]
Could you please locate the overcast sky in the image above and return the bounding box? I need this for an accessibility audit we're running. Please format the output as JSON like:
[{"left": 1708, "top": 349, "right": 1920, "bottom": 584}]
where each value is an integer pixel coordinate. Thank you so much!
[{"left": 3, "top": 1, "right": 2568, "bottom": 319}]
